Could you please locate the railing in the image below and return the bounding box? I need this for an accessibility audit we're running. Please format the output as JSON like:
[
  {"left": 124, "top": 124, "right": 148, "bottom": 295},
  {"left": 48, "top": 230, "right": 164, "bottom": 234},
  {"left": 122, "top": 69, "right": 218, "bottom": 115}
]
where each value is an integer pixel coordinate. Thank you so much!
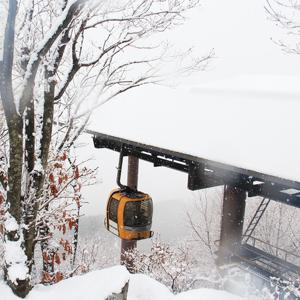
[{"left": 243, "top": 235, "right": 300, "bottom": 264}]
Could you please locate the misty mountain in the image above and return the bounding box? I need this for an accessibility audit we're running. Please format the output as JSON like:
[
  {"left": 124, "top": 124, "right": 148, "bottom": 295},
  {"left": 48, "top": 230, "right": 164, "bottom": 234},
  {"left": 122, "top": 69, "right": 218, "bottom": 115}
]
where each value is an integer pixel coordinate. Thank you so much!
[{"left": 78, "top": 198, "right": 195, "bottom": 247}]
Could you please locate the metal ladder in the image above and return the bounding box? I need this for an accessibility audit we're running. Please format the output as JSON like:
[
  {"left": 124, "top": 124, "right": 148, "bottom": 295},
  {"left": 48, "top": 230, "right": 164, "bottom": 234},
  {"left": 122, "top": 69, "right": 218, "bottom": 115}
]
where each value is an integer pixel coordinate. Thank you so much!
[{"left": 243, "top": 197, "right": 271, "bottom": 243}]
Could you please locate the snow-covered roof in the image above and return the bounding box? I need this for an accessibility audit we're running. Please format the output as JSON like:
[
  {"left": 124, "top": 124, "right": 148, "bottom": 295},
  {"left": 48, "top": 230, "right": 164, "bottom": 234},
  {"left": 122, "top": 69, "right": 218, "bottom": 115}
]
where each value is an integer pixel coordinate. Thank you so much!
[{"left": 90, "top": 75, "right": 300, "bottom": 185}]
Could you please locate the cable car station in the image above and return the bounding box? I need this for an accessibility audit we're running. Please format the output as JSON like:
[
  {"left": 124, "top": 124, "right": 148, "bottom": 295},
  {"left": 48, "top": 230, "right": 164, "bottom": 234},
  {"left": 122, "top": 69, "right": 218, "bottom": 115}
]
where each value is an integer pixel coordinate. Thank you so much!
[
  {"left": 89, "top": 78, "right": 300, "bottom": 290},
  {"left": 92, "top": 131, "right": 300, "bottom": 280}
]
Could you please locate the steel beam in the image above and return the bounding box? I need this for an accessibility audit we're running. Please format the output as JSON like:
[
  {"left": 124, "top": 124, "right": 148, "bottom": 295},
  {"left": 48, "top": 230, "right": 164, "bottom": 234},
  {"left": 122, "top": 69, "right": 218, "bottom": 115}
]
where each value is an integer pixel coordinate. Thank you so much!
[{"left": 93, "top": 133, "right": 300, "bottom": 208}]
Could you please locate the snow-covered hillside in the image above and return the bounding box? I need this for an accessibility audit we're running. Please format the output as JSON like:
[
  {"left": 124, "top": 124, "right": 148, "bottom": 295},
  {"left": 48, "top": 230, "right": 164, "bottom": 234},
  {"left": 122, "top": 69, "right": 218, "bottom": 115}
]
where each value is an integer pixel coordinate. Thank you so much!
[{"left": 0, "top": 266, "right": 246, "bottom": 300}]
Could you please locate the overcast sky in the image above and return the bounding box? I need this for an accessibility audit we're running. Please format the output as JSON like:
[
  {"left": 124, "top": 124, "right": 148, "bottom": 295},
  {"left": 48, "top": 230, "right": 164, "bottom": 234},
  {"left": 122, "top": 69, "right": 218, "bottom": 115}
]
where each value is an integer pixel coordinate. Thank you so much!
[{"left": 79, "top": 0, "right": 300, "bottom": 217}]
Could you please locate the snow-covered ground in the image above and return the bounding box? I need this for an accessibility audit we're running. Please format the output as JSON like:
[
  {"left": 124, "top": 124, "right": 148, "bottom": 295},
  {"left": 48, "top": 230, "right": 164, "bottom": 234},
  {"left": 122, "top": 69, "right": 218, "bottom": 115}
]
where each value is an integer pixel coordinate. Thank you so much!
[{"left": 0, "top": 266, "right": 247, "bottom": 300}]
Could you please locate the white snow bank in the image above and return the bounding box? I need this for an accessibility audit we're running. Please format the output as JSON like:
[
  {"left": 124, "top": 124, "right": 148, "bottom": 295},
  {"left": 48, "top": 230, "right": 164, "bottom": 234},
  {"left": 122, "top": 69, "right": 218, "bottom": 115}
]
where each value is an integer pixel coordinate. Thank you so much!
[
  {"left": 0, "top": 266, "right": 245, "bottom": 300},
  {"left": 1, "top": 266, "right": 129, "bottom": 300},
  {"left": 128, "top": 274, "right": 244, "bottom": 300},
  {"left": 175, "top": 288, "right": 244, "bottom": 300},
  {"left": 0, "top": 266, "right": 246, "bottom": 300},
  {"left": 128, "top": 274, "right": 173, "bottom": 300}
]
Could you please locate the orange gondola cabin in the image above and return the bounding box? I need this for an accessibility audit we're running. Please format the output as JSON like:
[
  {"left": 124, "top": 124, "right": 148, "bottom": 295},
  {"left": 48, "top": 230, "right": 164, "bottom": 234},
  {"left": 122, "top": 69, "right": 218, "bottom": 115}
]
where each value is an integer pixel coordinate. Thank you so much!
[{"left": 105, "top": 189, "right": 153, "bottom": 240}]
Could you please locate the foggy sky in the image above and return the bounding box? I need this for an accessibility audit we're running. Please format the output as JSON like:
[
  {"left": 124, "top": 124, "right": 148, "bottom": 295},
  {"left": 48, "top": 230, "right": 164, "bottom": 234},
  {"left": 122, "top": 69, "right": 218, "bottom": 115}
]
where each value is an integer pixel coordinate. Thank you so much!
[{"left": 79, "top": 0, "right": 300, "bottom": 217}]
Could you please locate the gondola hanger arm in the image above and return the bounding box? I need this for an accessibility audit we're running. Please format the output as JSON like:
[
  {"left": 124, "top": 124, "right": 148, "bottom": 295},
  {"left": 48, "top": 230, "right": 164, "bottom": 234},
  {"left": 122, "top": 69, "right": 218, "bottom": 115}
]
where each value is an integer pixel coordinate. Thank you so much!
[{"left": 116, "top": 146, "right": 136, "bottom": 192}]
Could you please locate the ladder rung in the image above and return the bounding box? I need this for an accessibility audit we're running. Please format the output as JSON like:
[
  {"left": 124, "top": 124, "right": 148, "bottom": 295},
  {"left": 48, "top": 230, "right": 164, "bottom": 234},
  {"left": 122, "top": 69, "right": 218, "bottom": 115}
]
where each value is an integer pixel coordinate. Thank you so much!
[
  {"left": 251, "top": 218, "right": 259, "bottom": 222},
  {"left": 259, "top": 206, "right": 267, "bottom": 209},
  {"left": 259, "top": 207, "right": 268, "bottom": 212},
  {"left": 246, "top": 226, "right": 255, "bottom": 231},
  {"left": 247, "top": 225, "right": 257, "bottom": 230}
]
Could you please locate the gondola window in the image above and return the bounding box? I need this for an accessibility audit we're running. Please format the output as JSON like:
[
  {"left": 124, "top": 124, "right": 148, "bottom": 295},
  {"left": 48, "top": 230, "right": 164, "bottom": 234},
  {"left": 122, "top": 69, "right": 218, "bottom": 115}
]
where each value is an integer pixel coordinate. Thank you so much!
[
  {"left": 124, "top": 199, "right": 153, "bottom": 227},
  {"left": 109, "top": 198, "right": 119, "bottom": 223}
]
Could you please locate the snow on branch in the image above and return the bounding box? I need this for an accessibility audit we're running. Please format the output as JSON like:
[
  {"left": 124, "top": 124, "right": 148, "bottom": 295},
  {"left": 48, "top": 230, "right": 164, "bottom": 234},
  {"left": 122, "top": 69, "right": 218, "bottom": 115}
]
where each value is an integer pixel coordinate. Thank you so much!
[{"left": 19, "top": 0, "right": 85, "bottom": 114}]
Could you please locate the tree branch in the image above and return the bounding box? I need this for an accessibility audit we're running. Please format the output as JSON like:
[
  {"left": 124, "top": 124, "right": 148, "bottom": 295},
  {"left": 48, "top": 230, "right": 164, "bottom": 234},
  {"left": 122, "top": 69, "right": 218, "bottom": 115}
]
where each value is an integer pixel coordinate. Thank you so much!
[
  {"left": 19, "top": 0, "right": 85, "bottom": 114},
  {"left": 0, "top": 0, "right": 18, "bottom": 119}
]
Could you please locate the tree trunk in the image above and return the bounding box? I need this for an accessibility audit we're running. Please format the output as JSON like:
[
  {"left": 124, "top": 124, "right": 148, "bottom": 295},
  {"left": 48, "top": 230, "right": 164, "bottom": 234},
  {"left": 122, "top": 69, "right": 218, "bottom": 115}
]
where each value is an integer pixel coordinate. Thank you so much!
[{"left": 4, "top": 117, "right": 32, "bottom": 298}]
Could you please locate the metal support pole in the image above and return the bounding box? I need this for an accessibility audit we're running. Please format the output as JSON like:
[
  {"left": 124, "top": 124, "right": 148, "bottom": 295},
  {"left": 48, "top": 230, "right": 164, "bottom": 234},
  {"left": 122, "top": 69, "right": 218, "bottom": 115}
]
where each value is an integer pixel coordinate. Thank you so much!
[
  {"left": 127, "top": 155, "right": 139, "bottom": 191},
  {"left": 120, "top": 156, "right": 139, "bottom": 272},
  {"left": 217, "top": 184, "right": 246, "bottom": 265}
]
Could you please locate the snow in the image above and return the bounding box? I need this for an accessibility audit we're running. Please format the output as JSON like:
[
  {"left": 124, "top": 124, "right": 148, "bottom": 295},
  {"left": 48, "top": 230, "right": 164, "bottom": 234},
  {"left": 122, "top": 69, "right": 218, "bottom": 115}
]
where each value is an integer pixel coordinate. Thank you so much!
[
  {"left": 4, "top": 239, "right": 29, "bottom": 284},
  {"left": 19, "top": 0, "right": 79, "bottom": 105},
  {"left": 90, "top": 75, "right": 300, "bottom": 184},
  {"left": 28, "top": 266, "right": 128, "bottom": 300},
  {"left": 0, "top": 266, "right": 246, "bottom": 300},
  {"left": 4, "top": 215, "right": 18, "bottom": 232},
  {"left": 3, "top": 214, "right": 29, "bottom": 285},
  {"left": 175, "top": 289, "right": 244, "bottom": 300},
  {"left": 25, "top": 0, "right": 78, "bottom": 70},
  {"left": 128, "top": 274, "right": 245, "bottom": 300},
  {"left": 128, "top": 274, "right": 172, "bottom": 300}
]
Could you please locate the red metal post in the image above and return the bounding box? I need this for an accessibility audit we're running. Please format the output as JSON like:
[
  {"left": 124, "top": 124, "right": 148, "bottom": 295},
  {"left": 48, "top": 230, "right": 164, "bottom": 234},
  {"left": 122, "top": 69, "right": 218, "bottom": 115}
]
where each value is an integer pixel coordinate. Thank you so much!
[{"left": 120, "top": 156, "right": 139, "bottom": 272}]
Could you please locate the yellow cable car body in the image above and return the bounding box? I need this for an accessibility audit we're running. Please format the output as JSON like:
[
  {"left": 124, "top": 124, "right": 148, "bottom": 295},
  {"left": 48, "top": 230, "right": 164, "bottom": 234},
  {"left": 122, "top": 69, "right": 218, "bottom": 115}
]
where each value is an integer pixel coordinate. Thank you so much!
[{"left": 105, "top": 189, "right": 153, "bottom": 240}]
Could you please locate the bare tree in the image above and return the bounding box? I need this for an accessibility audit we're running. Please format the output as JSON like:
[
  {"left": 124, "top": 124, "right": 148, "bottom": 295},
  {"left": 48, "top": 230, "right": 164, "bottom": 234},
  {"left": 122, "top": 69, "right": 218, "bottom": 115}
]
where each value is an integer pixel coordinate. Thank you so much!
[
  {"left": 128, "top": 237, "right": 195, "bottom": 293},
  {"left": 187, "top": 190, "right": 222, "bottom": 260},
  {"left": 265, "top": 0, "right": 300, "bottom": 53},
  {"left": 0, "top": 0, "right": 212, "bottom": 297}
]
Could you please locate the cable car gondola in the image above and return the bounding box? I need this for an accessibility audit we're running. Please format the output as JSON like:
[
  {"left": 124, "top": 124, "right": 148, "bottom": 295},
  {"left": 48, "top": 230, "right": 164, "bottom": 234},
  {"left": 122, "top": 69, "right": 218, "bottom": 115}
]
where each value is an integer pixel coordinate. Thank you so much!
[
  {"left": 104, "top": 150, "right": 154, "bottom": 240},
  {"left": 105, "top": 188, "right": 153, "bottom": 240}
]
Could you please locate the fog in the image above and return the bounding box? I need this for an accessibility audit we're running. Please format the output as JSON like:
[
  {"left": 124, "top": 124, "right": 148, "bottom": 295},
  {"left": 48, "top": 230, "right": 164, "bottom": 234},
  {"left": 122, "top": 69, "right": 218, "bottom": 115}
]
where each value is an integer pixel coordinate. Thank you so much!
[{"left": 77, "top": 0, "right": 300, "bottom": 240}]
